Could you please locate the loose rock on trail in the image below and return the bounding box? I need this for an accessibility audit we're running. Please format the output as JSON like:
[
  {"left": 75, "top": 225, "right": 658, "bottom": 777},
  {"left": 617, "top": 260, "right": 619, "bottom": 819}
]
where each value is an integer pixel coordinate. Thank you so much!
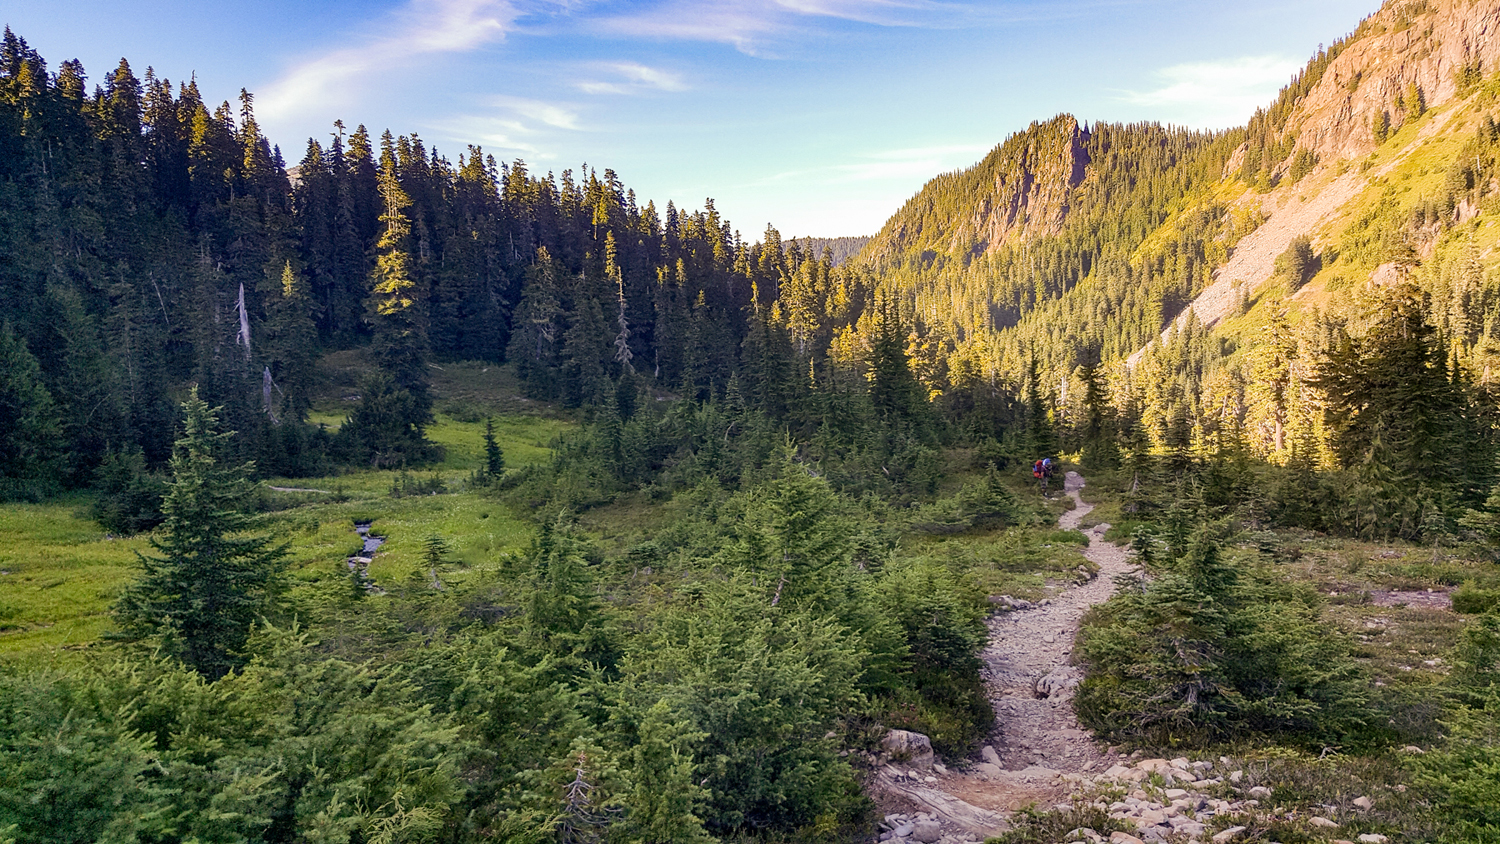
[{"left": 873, "top": 471, "right": 1138, "bottom": 842}]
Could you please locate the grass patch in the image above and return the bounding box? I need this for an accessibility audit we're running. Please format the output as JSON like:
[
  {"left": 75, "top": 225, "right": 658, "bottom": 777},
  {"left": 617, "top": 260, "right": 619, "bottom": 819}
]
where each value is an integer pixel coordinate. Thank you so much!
[
  {"left": 0, "top": 496, "right": 148, "bottom": 663},
  {"left": 1, "top": 400, "right": 565, "bottom": 664}
]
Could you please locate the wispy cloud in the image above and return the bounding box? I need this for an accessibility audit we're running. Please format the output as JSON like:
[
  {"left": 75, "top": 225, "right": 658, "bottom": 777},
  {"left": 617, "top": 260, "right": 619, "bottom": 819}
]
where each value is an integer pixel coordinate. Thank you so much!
[
  {"left": 1117, "top": 55, "right": 1302, "bottom": 128},
  {"left": 429, "top": 94, "right": 583, "bottom": 160},
  {"left": 593, "top": 0, "right": 980, "bottom": 55},
  {"left": 576, "top": 61, "right": 687, "bottom": 95},
  {"left": 425, "top": 115, "right": 547, "bottom": 157},
  {"left": 486, "top": 94, "right": 582, "bottom": 129},
  {"left": 260, "top": 0, "right": 521, "bottom": 122},
  {"left": 756, "top": 142, "right": 989, "bottom": 186}
]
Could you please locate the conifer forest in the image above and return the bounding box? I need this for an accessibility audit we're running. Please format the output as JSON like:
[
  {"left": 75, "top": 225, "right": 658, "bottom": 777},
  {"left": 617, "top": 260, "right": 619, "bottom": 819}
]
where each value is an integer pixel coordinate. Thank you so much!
[{"left": 3, "top": 0, "right": 1500, "bottom": 842}]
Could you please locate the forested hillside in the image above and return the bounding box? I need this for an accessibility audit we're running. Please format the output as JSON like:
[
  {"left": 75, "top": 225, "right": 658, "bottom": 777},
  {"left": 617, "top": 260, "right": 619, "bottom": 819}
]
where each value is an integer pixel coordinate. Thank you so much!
[
  {"left": 0, "top": 24, "right": 1053, "bottom": 844},
  {"left": 4, "top": 0, "right": 1500, "bottom": 841}
]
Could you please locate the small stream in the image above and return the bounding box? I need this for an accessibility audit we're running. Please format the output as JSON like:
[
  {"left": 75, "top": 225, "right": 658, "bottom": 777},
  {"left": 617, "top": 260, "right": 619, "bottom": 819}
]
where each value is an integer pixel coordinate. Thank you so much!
[{"left": 347, "top": 522, "right": 387, "bottom": 594}]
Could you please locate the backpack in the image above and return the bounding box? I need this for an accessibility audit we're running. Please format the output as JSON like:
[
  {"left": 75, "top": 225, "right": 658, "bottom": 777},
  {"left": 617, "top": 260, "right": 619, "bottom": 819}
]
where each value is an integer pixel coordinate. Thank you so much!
[{"left": 1033, "top": 460, "right": 1044, "bottom": 478}]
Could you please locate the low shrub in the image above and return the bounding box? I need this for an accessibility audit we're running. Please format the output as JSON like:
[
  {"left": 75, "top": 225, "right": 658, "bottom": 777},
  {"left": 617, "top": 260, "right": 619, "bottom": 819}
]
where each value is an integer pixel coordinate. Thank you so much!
[
  {"left": 1075, "top": 524, "right": 1367, "bottom": 746},
  {"left": 1453, "top": 584, "right": 1500, "bottom": 615}
]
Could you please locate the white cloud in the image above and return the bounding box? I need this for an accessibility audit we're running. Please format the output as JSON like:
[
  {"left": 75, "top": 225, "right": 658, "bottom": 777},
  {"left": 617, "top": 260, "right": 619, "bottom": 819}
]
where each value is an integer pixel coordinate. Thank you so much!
[
  {"left": 755, "top": 143, "right": 988, "bottom": 186},
  {"left": 576, "top": 61, "right": 687, "bottom": 95},
  {"left": 598, "top": 4, "right": 780, "bottom": 54},
  {"left": 259, "top": 0, "right": 521, "bottom": 122},
  {"left": 485, "top": 94, "right": 582, "bottom": 129},
  {"left": 1117, "top": 55, "right": 1303, "bottom": 129},
  {"left": 427, "top": 94, "right": 583, "bottom": 160},
  {"left": 593, "top": 0, "right": 979, "bottom": 55}
]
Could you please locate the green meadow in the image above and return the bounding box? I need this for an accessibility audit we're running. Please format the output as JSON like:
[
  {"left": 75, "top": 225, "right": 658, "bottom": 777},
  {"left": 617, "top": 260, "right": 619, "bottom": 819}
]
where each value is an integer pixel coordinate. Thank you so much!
[{"left": 0, "top": 403, "right": 572, "bottom": 665}]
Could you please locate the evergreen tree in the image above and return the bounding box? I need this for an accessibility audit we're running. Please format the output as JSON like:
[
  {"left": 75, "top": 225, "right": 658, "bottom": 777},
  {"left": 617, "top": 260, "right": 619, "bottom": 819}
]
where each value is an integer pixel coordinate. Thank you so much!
[
  {"left": 622, "top": 701, "right": 714, "bottom": 844},
  {"left": 483, "top": 416, "right": 506, "bottom": 478},
  {"left": 261, "top": 260, "right": 317, "bottom": 422},
  {"left": 368, "top": 145, "right": 432, "bottom": 428},
  {"left": 114, "top": 388, "right": 287, "bottom": 678},
  {"left": 0, "top": 324, "right": 63, "bottom": 501}
]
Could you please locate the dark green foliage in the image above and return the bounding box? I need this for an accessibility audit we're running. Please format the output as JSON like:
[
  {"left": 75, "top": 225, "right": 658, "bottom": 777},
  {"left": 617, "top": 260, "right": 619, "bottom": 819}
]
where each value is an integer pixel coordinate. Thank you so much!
[
  {"left": 1272, "top": 235, "right": 1319, "bottom": 291},
  {"left": 623, "top": 583, "right": 868, "bottom": 836},
  {"left": 483, "top": 415, "right": 506, "bottom": 477},
  {"left": 523, "top": 515, "right": 620, "bottom": 676},
  {"left": 1288, "top": 148, "right": 1318, "bottom": 182},
  {"left": 114, "top": 388, "right": 288, "bottom": 678},
  {"left": 1454, "top": 585, "right": 1500, "bottom": 615},
  {"left": 1314, "top": 282, "right": 1480, "bottom": 538},
  {"left": 876, "top": 561, "right": 992, "bottom": 756},
  {"left": 1075, "top": 525, "right": 1367, "bottom": 745},
  {"left": 0, "top": 630, "right": 461, "bottom": 844},
  {"left": 338, "top": 371, "right": 438, "bottom": 468},
  {"left": 90, "top": 445, "right": 167, "bottom": 535},
  {"left": 1412, "top": 610, "right": 1500, "bottom": 842},
  {"left": 0, "top": 323, "right": 63, "bottom": 501},
  {"left": 620, "top": 700, "right": 715, "bottom": 844}
]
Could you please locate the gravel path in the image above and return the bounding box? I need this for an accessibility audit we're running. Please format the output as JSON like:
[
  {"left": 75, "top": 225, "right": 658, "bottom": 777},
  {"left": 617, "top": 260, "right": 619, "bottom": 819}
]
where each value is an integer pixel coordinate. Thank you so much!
[
  {"left": 979, "top": 470, "right": 1136, "bottom": 772},
  {"left": 873, "top": 472, "right": 1139, "bottom": 840}
]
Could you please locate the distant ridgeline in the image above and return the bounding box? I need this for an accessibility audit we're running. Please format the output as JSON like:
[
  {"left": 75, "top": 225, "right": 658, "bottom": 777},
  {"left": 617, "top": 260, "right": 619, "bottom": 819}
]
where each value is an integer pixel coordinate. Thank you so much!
[{"left": 790, "top": 235, "right": 872, "bottom": 266}]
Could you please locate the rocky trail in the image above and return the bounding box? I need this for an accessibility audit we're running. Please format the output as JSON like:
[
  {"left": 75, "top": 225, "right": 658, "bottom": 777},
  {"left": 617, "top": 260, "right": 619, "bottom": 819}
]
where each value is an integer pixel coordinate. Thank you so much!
[
  {"left": 873, "top": 471, "right": 1138, "bottom": 842},
  {"left": 871, "top": 474, "right": 1388, "bottom": 844}
]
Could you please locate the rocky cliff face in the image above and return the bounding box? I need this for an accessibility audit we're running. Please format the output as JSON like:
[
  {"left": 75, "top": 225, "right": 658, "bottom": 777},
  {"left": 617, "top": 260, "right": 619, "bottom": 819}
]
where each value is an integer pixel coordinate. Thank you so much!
[
  {"left": 1283, "top": 0, "right": 1500, "bottom": 166},
  {"left": 865, "top": 114, "right": 1090, "bottom": 265}
]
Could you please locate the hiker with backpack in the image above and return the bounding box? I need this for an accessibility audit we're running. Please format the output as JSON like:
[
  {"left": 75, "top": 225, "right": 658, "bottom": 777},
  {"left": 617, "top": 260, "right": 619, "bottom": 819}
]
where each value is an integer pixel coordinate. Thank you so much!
[{"left": 1033, "top": 456, "right": 1056, "bottom": 495}]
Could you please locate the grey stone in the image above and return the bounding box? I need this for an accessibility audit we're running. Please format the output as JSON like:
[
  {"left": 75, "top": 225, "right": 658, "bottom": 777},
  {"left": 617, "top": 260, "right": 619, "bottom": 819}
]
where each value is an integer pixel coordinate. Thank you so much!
[
  {"left": 981, "top": 745, "right": 1002, "bottom": 766},
  {"left": 882, "top": 729, "right": 935, "bottom": 769},
  {"left": 913, "top": 820, "right": 943, "bottom": 843}
]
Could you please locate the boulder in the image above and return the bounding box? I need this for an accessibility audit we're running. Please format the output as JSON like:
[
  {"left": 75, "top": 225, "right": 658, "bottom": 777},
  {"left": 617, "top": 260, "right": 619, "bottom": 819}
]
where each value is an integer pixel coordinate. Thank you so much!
[
  {"left": 1352, "top": 795, "right": 1373, "bottom": 811},
  {"left": 1310, "top": 817, "right": 1340, "bottom": 828},
  {"left": 1212, "top": 827, "right": 1247, "bottom": 844},
  {"left": 883, "top": 729, "right": 935, "bottom": 769},
  {"left": 981, "top": 745, "right": 1002, "bottom": 766},
  {"left": 912, "top": 819, "right": 944, "bottom": 843},
  {"left": 1357, "top": 836, "right": 1388, "bottom": 844},
  {"left": 1109, "top": 833, "right": 1146, "bottom": 844}
]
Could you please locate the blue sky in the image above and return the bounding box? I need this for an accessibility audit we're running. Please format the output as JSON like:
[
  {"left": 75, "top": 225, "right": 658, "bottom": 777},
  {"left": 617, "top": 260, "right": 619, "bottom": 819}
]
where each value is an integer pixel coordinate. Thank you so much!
[{"left": 7, "top": 0, "right": 1381, "bottom": 237}]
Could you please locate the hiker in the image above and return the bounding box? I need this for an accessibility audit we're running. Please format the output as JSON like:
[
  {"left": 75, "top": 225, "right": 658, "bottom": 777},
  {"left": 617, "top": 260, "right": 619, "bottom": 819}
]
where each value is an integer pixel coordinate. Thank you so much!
[{"left": 1033, "top": 457, "right": 1056, "bottom": 494}]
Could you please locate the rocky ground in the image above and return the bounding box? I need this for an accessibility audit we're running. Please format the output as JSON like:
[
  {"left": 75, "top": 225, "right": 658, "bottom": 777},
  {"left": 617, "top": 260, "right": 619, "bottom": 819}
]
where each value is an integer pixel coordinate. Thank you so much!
[
  {"left": 869, "top": 473, "right": 1405, "bottom": 844},
  {"left": 872, "top": 471, "right": 1136, "bottom": 841}
]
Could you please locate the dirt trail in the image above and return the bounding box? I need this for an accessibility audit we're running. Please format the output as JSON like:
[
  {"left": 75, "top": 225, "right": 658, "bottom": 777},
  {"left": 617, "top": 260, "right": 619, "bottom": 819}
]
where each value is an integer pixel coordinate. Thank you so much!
[
  {"left": 874, "top": 472, "right": 1137, "bottom": 842},
  {"left": 979, "top": 471, "right": 1136, "bottom": 773}
]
